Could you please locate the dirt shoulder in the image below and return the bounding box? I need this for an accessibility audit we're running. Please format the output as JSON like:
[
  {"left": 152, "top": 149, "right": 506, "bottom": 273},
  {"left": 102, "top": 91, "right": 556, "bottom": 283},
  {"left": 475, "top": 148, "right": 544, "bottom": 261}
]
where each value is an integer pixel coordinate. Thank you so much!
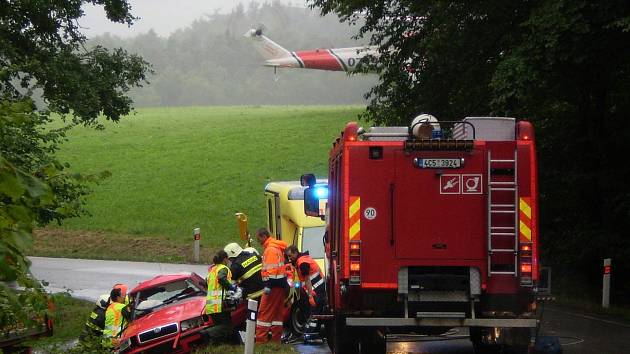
[{"left": 31, "top": 228, "right": 217, "bottom": 264}]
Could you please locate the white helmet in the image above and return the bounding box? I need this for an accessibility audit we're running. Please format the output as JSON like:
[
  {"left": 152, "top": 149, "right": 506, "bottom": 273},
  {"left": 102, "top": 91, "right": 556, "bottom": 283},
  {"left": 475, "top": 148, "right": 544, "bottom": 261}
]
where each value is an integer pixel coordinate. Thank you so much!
[
  {"left": 224, "top": 243, "right": 243, "bottom": 258},
  {"left": 243, "top": 247, "right": 260, "bottom": 255},
  {"left": 96, "top": 294, "right": 110, "bottom": 309}
]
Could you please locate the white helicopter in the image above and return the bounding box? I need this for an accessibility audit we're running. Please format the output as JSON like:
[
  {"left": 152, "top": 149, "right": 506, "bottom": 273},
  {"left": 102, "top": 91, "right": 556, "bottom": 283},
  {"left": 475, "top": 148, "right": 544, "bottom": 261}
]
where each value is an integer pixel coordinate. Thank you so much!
[{"left": 243, "top": 27, "right": 379, "bottom": 73}]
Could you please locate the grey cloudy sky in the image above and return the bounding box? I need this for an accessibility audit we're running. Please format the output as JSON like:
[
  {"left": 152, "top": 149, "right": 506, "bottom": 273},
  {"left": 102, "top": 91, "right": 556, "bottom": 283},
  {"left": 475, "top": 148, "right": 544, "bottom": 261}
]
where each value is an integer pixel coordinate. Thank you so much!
[{"left": 80, "top": 0, "right": 304, "bottom": 38}]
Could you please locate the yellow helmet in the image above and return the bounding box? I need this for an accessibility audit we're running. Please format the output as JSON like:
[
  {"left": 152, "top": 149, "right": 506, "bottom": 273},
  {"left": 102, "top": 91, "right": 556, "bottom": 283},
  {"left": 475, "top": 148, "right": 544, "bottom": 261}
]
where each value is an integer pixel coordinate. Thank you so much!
[{"left": 224, "top": 243, "right": 243, "bottom": 258}]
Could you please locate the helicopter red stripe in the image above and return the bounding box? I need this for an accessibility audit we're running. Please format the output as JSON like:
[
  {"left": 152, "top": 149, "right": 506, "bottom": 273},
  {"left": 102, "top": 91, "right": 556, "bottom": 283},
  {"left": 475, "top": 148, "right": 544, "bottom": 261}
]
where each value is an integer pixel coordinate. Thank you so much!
[{"left": 294, "top": 50, "right": 344, "bottom": 71}]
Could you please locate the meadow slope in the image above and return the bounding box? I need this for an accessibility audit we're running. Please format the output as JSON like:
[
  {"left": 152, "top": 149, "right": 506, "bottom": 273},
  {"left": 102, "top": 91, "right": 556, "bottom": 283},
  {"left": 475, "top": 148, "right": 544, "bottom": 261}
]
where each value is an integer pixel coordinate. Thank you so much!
[{"left": 32, "top": 106, "right": 363, "bottom": 262}]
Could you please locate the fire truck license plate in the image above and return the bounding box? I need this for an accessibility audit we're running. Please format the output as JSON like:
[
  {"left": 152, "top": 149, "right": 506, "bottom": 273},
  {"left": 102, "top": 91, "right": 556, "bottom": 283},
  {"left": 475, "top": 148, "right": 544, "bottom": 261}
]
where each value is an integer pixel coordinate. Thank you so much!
[{"left": 418, "top": 158, "right": 461, "bottom": 168}]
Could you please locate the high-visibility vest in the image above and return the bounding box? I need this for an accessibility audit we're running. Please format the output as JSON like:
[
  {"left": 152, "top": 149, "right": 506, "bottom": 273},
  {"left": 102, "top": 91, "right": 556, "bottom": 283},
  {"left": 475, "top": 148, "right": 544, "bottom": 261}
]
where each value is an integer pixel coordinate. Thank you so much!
[
  {"left": 103, "top": 302, "right": 126, "bottom": 346},
  {"left": 206, "top": 263, "right": 232, "bottom": 314},
  {"left": 296, "top": 254, "right": 325, "bottom": 291},
  {"left": 261, "top": 238, "right": 287, "bottom": 282}
]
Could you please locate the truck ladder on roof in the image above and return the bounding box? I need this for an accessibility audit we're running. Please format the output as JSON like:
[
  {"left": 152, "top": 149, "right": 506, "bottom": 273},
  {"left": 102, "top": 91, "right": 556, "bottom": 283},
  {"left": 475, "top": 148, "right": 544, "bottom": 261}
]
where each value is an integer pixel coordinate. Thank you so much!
[{"left": 487, "top": 149, "right": 518, "bottom": 276}]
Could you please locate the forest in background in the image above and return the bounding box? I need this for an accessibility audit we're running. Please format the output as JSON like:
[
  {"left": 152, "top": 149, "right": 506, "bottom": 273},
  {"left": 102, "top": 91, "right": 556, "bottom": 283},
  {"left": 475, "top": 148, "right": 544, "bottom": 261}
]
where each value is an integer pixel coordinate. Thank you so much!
[{"left": 89, "top": 2, "right": 376, "bottom": 107}]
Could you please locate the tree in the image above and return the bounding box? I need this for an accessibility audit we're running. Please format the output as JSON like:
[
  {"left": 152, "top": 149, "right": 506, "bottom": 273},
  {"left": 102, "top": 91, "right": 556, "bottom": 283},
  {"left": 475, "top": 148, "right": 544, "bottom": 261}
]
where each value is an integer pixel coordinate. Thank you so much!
[
  {"left": 309, "top": 0, "right": 630, "bottom": 301},
  {"left": 0, "top": 0, "right": 150, "bottom": 327}
]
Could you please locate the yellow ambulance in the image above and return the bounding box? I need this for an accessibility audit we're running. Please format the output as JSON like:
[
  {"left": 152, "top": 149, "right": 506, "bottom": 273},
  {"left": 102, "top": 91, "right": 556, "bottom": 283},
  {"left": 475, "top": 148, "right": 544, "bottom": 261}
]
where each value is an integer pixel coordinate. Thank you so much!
[{"left": 264, "top": 181, "right": 326, "bottom": 275}]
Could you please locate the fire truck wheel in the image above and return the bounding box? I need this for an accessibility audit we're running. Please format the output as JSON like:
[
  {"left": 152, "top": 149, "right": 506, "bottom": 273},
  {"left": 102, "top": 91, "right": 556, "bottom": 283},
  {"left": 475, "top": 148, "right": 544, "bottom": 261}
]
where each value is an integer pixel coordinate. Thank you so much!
[
  {"left": 327, "top": 316, "right": 359, "bottom": 354},
  {"left": 358, "top": 329, "right": 386, "bottom": 354},
  {"left": 288, "top": 302, "right": 307, "bottom": 335}
]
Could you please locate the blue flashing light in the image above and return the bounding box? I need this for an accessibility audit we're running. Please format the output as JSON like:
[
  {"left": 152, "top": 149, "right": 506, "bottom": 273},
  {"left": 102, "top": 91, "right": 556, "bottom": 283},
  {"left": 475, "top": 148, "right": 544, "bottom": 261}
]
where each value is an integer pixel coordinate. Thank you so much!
[{"left": 314, "top": 186, "right": 328, "bottom": 199}]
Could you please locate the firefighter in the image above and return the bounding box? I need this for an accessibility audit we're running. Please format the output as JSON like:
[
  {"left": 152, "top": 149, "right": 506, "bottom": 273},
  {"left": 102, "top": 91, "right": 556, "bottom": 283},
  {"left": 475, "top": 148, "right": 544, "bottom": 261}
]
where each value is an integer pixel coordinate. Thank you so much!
[
  {"left": 103, "top": 284, "right": 129, "bottom": 348},
  {"left": 285, "top": 245, "right": 326, "bottom": 342},
  {"left": 255, "top": 228, "right": 288, "bottom": 343},
  {"left": 80, "top": 294, "right": 109, "bottom": 341},
  {"left": 224, "top": 243, "right": 264, "bottom": 300},
  {"left": 200, "top": 250, "right": 242, "bottom": 344}
]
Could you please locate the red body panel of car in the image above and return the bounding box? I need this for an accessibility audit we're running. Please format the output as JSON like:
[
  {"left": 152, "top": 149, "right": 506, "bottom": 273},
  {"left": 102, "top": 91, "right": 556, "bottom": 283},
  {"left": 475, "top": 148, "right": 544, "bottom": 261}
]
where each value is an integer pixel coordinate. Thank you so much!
[{"left": 121, "top": 297, "right": 205, "bottom": 341}]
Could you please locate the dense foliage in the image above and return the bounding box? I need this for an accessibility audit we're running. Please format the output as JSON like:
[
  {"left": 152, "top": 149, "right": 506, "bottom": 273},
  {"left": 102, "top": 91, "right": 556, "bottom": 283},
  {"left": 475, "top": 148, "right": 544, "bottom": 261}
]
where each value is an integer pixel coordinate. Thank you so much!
[
  {"left": 309, "top": 0, "right": 630, "bottom": 302},
  {"left": 0, "top": 0, "right": 149, "bottom": 328},
  {"left": 90, "top": 2, "right": 376, "bottom": 106}
]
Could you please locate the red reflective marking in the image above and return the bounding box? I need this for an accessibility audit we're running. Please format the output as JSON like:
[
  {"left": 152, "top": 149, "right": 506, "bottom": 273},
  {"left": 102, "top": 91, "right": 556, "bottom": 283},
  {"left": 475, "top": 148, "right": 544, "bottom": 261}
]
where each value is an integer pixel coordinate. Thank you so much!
[
  {"left": 295, "top": 50, "right": 343, "bottom": 71},
  {"left": 604, "top": 266, "right": 611, "bottom": 274},
  {"left": 361, "top": 282, "right": 397, "bottom": 289}
]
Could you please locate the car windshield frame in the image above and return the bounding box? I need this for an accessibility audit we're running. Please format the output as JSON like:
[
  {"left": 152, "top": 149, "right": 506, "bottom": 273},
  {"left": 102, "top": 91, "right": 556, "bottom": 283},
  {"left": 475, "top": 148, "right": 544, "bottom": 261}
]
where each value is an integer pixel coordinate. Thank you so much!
[{"left": 131, "top": 277, "right": 205, "bottom": 319}]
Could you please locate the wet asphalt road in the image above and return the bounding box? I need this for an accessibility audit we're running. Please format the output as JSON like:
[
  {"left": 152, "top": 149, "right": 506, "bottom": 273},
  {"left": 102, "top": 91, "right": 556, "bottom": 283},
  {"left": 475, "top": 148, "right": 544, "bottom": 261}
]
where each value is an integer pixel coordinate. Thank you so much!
[
  {"left": 29, "top": 256, "right": 208, "bottom": 300},
  {"left": 30, "top": 257, "right": 630, "bottom": 354}
]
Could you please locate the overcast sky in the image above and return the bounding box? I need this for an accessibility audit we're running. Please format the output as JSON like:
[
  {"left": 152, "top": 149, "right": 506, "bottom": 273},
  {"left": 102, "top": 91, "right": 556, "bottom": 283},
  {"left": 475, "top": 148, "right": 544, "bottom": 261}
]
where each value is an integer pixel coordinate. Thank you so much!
[{"left": 80, "top": 0, "right": 305, "bottom": 38}]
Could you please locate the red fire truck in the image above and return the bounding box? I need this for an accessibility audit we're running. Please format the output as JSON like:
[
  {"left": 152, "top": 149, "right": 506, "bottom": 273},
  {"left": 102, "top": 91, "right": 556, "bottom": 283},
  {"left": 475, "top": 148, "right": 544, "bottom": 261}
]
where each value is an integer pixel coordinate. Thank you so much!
[{"left": 301, "top": 116, "right": 540, "bottom": 354}]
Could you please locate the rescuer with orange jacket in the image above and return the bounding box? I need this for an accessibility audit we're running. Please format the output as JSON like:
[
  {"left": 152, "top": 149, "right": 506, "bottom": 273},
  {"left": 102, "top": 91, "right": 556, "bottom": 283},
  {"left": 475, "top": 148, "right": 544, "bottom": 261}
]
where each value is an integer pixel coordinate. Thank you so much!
[
  {"left": 255, "top": 228, "right": 289, "bottom": 343},
  {"left": 285, "top": 245, "right": 326, "bottom": 341}
]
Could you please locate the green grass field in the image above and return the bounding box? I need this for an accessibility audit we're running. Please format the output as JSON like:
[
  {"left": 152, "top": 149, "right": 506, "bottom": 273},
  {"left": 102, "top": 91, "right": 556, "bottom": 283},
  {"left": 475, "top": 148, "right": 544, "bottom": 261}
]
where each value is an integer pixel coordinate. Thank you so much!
[{"left": 32, "top": 106, "right": 363, "bottom": 261}]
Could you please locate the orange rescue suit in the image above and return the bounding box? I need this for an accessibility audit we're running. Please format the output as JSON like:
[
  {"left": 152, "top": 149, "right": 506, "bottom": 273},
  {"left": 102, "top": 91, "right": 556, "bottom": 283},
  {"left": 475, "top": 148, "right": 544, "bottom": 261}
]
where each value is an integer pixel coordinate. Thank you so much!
[{"left": 256, "top": 237, "right": 288, "bottom": 343}]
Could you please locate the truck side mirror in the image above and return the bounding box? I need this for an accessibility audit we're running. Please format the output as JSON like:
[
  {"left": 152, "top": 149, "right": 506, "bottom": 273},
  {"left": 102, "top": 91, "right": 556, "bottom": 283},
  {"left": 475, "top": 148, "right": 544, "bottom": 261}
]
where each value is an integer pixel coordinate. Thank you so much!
[{"left": 304, "top": 184, "right": 327, "bottom": 217}]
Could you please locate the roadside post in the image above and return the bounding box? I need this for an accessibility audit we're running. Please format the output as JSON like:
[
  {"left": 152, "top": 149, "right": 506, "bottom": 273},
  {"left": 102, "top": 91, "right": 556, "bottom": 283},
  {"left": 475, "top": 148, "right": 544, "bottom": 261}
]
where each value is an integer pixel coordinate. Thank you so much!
[
  {"left": 193, "top": 227, "right": 201, "bottom": 263},
  {"left": 602, "top": 258, "right": 611, "bottom": 308},
  {"left": 244, "top": 299, "right": 258, "bottom": 354}
]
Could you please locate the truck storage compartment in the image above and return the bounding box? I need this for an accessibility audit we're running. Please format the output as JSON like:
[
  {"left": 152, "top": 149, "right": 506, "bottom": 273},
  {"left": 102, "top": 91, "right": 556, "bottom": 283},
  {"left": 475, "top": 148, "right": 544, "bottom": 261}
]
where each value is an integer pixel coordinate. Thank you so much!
[{"left": 393, "top": 149, "right": 486, "bottom": 261}]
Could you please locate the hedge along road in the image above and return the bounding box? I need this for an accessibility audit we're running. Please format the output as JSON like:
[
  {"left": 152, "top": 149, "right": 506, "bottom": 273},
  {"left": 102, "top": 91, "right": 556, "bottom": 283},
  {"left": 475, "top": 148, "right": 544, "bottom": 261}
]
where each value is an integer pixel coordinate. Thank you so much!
[{"left": 29, "top": 257, "right": 630, "bottom": 354}]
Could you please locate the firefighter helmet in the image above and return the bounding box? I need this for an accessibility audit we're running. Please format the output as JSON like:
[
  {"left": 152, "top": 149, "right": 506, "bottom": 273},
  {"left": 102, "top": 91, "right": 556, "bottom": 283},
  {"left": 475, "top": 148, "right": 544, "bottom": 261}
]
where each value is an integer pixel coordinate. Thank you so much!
[
  {"left": 96, "top": 294, "right": 110, "bottom": 309},
  {"left": 224, "top": 243, "right": 244, "bottom": 258},
  {"left": 243, "top": 246, "right": 260, "bottom": 255}
]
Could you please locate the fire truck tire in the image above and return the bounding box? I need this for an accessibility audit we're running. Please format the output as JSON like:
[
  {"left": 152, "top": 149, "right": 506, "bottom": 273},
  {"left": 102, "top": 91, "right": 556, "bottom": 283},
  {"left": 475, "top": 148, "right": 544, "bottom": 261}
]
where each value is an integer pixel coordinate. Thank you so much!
[
  {"left": 288, "top": 302, "right": 307, "bottom": 335},
  {"left": 358, "top": 329, "right": 386, "bottom": 354},
  {"left": 470, "top": 327, "right": 530, "bottom": 354},
  {"left": 326, "top": 316, "right": 359, "bottom": 354}
]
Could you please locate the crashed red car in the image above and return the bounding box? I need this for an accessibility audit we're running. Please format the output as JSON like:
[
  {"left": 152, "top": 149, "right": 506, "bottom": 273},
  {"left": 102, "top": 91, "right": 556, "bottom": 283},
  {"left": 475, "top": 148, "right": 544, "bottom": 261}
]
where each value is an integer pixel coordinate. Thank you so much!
[{"left": 116, "top": 272, "right": 246, "bottom": 354}]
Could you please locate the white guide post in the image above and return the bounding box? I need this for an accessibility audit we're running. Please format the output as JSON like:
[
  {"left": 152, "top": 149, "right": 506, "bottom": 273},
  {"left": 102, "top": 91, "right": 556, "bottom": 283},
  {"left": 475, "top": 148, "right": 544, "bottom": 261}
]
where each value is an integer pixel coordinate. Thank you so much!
[
  {"left": 193, "top": 227, "right": 201, "bottom": 263},
  {"left": 244, "top": 299, "right": 258, "bottom": 354},
  {"left": 602, "top": 258, "right": 611, "bottom": 308}
]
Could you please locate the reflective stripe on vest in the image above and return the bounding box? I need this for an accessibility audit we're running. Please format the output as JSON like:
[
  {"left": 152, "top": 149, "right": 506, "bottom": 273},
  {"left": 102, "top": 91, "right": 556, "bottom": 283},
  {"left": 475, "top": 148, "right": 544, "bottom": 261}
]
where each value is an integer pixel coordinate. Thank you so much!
[
  {"left": 296, "top": 255, "right": 324, "bottom": 290},
  {"left": 312, "top": 278, "right": 325, "bottom": 290},
  {"left": 247, "top": 289, "right": 264, "bottom": 299},
  {"left": 237, "top": 263, "right": 262, "bottom": 284},
  {"left": 85, "top": 319, "right": 102, "bottom": 332},
  {"left": 261, "top": 238, "right": 288, "bottom": 281},
  {"left": 257, "top": 320, "right": 272, "bottom": 327},
  {"left": 262, "top": 262, "right": 284, "bottom": 270},
  {"left": 206, "top": 263, "right": 232, "bottom": 315}
]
